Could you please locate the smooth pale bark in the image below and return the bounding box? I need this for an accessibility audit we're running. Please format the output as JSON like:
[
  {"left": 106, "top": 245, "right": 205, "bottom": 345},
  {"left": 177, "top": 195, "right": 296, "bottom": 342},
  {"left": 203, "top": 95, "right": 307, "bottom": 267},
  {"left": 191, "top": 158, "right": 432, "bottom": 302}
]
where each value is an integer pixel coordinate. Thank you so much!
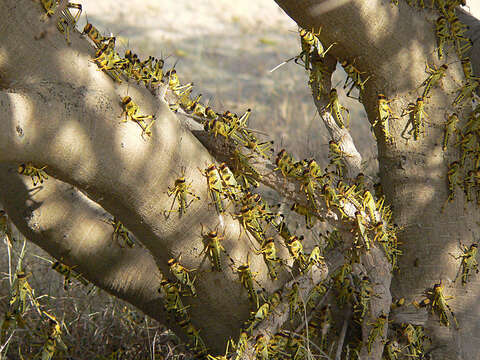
[
  {"left": 0, "top": 166, "right": 174, "bottom": 332},
  {"left": 0, "top": 1, "right": 355, "bottom": 352},
  {"left": 0, "top": 1, "right": 259, "bottom": 351},
  {"left": 274, "top": 1, "right": 480, "bottom": 359}
]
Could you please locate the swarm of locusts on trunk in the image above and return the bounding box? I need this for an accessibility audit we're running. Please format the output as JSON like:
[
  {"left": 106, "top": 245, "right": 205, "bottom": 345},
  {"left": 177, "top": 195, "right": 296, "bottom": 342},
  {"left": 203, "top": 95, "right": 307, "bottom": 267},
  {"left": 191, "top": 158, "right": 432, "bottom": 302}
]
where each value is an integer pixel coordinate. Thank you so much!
[
  {"left": 33, "top": 2, "right": 404, "bottom": 357},
  {"left": 29, "top": 0, "right": 480, "bottom": 359},
  {"left": 402, "top": 0, "right": 480, "bottom": 207}
]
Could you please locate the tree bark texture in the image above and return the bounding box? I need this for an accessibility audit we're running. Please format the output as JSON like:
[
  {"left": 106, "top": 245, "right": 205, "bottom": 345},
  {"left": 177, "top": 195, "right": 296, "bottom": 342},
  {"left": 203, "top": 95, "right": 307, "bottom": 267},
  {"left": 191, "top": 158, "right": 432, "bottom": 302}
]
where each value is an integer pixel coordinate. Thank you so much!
[
  {"left": 274, "top": 0, "right": 480, "bottom": 359},
  {"left": 0, "top": 1, "right": 260, "bottom": 351}
]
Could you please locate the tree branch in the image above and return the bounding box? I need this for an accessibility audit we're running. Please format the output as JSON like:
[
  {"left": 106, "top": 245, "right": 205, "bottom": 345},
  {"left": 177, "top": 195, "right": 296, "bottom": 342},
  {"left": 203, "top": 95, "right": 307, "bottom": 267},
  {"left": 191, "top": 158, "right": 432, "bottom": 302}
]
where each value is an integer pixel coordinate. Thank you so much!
[{"left": 0, "top": 166, "right": 175, "bottom": 333}]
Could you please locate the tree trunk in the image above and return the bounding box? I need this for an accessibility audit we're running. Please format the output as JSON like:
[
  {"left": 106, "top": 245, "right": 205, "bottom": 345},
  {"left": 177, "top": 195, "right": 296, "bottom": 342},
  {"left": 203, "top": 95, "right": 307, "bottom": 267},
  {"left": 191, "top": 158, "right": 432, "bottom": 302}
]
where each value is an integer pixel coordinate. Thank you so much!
[
  {"left": 0, "top": 0, "right": 254, "bottom": 351},
  {"left": 274, "top": 1, "right": 480, "bottom": 359}
]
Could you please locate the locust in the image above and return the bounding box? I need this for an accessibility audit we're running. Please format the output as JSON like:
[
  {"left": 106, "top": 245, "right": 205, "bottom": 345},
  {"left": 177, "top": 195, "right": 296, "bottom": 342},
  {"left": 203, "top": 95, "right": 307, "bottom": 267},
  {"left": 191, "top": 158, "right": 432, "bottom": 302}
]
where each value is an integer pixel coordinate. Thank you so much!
[
  {"left": 254, "top": 238, "right": 280, "bottom": 280},
  {"left": 287, "top": 283, "right": 302, "bottom": 322},
  {"left": 40, "top": 0, "right": 81, "bottom": 20},
  {"left": 305, "top": 246, "right": 324, "bottom": 271},
  {"left": 309, "top": 57, "right": 328, "bottom": 99},
  {"left": 246, "top": 302, "right": 270, "bottom": 332},
  {"left": 10, "top": 271, "right": 40, "bottom": 315},
  {"left": 231, "top": 149, "right": 261, "bottom": 190},
  {"left": 178, "top": 319, "right": 208, "bottom": 356},
  {"left": 402, "top": 324, "right": 430, "bottom": 358},
  {"left": 40, "top": 1, "right": 82, "bottom": 44},
  {"left": 322, "top": 184, "right": 339, "bottom": 211},
  {"left": 300, "top": 161, "right": 321, "bottom": 210},
  {"left": 463, "top": 170, "right": 476, "bottom": 202},
  {"left": 218, "top": 162, "right": 242, "bottom": 201},
  {"left": 353, "top": 275, "right": 374, "bottom": 322},
  {"left": 120, "top": 96, "right": 155, "bottom": 136},
  {"left": 122, "top": 49, "right": 143, "bottom": 82},
  {"left": 426, "top": 281, "right": 459, "bottom": 328},
  {"left": 367, "top": 314, "right": 388, "bottom": 353},
  {"left": 324, "top": 89, "right": 350, "bottom": 129},
  {"left": 166, "top": 175, "right": 200, "bottom": 217},
  {"left": 0, "top": 311, "right": 16, "bottom": 344},
  {"left": 275, "top": 149, "right": 295, "bottom": 178},
  {"left": 291, "top": 203, "right": 318, "bottom": 229},
  {"left": 254, "top": 334, "right": 269, "bottom": 360},
  {"left": 158, "top": 279, "right": 189, "bottom": 318},
  {"left": 232, "top": 331, "right": 249, "bottom": 359},
  {"left": 457, "top": 131, "right": 477, "bottom": 165},
  {"left": 420, "top": 63, "right": 448, "bottom": 99},
  {"left": 443, "top": 113, "right": 459, "bottom": 151},
  {"left": 447, "top": 161, "right": 461, "bottom": 203},
  {"left": 269, "top": 332, "right": 291, "bottom": 358},
  {"left": 341, "top": 59, "right": 370, "bottom": 98},
  {"left": 461, "top": 58, "right": 480, "bottom": 82},
  {"left": 236, "top": 259, "right": 259, "bottom": 309},
  {"left": 453, "top": 243, "right": 478, "bottom": 285},
  {"left": 328, "top": 140, "right": 348, "bottom": 176},
  {"left": 355, "top": 211, "right": 370, "bottom": 250},
  {"left": 18, "top": 163, "right": 48, "bottom": 186},
  {"left": 432, "top": 0, "right": 448, "bottom": 15},
  {"left": 297, "top": 27, "right": 335, "bottom": 70},
  {"left": 55, "top": 5, "right": 82, "bottom": 45},
  {"left": 403, "top": 97, "right": 427, "bottom": 140},
  {"left": 108, "top": 217, "right": 135, "bottom": 247},
  {"left": 51, "top": 261, "right": 89, "bottom": 290},
  {"left": 43, "top": 311, "right": 67, "bottom": 354},
  {"left": 285, "top": 235, "right": 306, "bottom": 269},
  {"left": 201, "top": 225, "right": 226, "bottom": 272},
  {"left": 92, "top": 39, "right": 127, "bottom": 82},
  {"left": 82, "top": 23, "right": 113, "bottom": 48},
  {"left": 450, "top": 17, "right": 472, "bottom": 56},
  {"left": 435, "top": 17, "right": 451, "bottom": 60},
  {"left": 363, "top": 190, "right": 378, "bottom": 223},
  {"left": 373, "top": 94, "right": 396, "bottom": 144},
  {"left": 41, "top": 336, "right": 57, "bottom": 360},
  {"left": 167, "top": 257, "right": 196, "bottom": 296},
  {"left": 234, "top": 201, "right": 267, "bottom": 245},
  {"left": 453, "top": 79, "right": 479, "bottom": 107},
  {"left": 165, "top": 69, "right": 193, "bottom": 96},
  {"left": 201, "top": 165, "right": 225, "bottom": 217},
  {"left": 244, "top": 136, "right": 274, "bottom": 160}
]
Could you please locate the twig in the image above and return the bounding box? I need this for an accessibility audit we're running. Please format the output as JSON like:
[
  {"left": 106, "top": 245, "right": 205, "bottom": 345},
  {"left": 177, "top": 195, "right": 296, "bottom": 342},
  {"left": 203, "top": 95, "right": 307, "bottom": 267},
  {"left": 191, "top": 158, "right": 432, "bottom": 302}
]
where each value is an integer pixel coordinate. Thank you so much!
[
  {"left": 0, "top": 330, "right": 15, "bottom": 353},
  {"left": 335, "top": 307, "right": 351, "bottom": 360},
  {"left": 269, "top": 55, "right": 298, "bottom": 73},
  {"left": 294, "top": 287, "right": 332, "bottom": 333},
  {"left": 6, "top": 236, "right": 12, "bottom": 287},
  {"left": 282, "top": 330, "right": 332, "bottom": 360},
  {"left": 308, "top": 53, "right": 363, "bottom": 178},
  {"left": 238, "top": 252, "right": 343, "bottom": 360}
]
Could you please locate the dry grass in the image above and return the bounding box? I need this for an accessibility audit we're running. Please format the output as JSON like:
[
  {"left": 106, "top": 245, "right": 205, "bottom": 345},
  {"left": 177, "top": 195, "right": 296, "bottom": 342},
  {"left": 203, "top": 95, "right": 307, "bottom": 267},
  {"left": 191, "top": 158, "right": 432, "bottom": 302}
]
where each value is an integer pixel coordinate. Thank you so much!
[{"left": 0, "top": 237, "right": 192, "bottom": 359}]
